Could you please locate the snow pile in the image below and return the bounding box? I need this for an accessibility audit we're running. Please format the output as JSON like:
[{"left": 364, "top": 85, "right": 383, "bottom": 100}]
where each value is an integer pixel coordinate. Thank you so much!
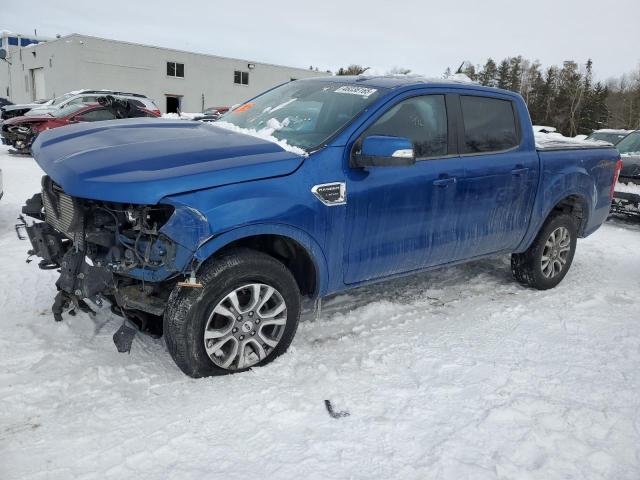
[
  {"left": 444, "top": 73, "right": 475, "bottom": 83},
  {"left": 1, "top": 146, "right": 640, "bottom": 479},
  {"left": 161, "top": 112, "right": 201, "bottom": 120},
  {"left": 535, "top": 131, "right": 611, "bottom": 149},
  {"left": 532, "top": 125, "right": 557, "bottom": 133},
  {"left": 615, "top": 181, "right": 640, "bottom": 194},
  {"left": 215, "top": 120, "right": 307, "bottom": 156}
]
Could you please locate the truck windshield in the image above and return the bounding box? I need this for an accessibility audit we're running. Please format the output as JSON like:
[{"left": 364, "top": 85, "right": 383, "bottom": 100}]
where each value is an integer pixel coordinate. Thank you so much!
[
  {"left": 616, "top": 131, "right": 640, "bottom": 155},
  {"left": 217, "top": 80, "right": 386, "bottom": 150}
]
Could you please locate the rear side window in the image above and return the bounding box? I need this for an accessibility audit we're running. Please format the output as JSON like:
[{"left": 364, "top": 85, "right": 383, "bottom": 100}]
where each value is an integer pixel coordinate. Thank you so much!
[
  {"left": 366, "top": 95, "right": 448, "bottom": 158},
  {"left": 461, "top": 96, "right": 519, "bottom": 153}
]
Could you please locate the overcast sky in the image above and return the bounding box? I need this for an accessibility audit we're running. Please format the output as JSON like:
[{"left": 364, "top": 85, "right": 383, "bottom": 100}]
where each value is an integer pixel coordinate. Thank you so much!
[{"left": 2, "top": 0, "right": 639, "bottom": 80}]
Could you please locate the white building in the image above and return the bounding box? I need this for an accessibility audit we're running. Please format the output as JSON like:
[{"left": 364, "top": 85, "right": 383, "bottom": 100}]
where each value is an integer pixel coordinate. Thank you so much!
[{"left": 0, "top": 32, "right": 323, "bottom": 113}]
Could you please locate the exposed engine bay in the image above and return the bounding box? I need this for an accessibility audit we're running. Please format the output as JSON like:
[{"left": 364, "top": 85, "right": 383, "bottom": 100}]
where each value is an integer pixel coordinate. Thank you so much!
[{"left": 19, "top": 175, "right": 188, "bottom": 335}]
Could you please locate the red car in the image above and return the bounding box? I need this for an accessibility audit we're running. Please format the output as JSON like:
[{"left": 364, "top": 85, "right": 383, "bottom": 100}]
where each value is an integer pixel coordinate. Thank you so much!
[{"left": 1, "top": 99, "right": 159, "bottom": 154}]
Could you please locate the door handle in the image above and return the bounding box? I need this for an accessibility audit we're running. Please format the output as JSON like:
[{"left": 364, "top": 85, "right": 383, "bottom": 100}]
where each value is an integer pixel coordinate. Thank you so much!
[
  {"left": 433, "top": 177, "right": 456, "bottom": 187},
  {"left": 511, "top": 167, "right": 529, "bottom": 176}
]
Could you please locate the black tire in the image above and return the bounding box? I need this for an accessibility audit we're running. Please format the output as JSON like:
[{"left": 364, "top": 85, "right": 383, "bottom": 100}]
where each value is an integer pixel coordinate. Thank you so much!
[
  {"left": 164, "top": 248, "right": 301, "bottom": 378},
  {"left": 511, "top": 213, "right": 578, "bottom": 290}
]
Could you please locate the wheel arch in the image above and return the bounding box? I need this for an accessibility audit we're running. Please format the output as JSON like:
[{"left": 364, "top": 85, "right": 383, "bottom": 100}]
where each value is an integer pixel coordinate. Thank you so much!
[
  {"left": 547, "top": 193, "right": 590, "bottom": 235},
  {"left": 193, "top": 224, "right": 329, "bottom": 298}
]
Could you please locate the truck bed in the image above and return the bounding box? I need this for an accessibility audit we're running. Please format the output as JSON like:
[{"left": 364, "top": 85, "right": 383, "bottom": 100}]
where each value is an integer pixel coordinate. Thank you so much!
[{"left": 535, "top": 133, "right": 612, "bottom": 151}]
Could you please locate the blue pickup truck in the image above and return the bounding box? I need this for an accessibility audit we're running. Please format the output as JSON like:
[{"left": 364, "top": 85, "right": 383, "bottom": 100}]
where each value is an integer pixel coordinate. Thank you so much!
[{"left": 21, "top": 76, "right": 621, "bottom": 377}]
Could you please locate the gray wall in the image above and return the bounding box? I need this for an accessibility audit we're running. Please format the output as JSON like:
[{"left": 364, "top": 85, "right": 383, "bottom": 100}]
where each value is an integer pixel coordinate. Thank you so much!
[{"left": 2, "top": 34, "right": 324, "bottom": 112}]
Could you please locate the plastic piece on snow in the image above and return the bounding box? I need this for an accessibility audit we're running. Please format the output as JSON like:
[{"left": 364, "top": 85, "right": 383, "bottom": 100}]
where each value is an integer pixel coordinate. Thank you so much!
[
  {"left": 113, "top": 320, "right": 137, "bottom": 353},
  {"left": 324, "top": 400, "right": 350, "bottom": 419},
  {"left": 177, "top": 270, "right": 203, "bottom": 288}
]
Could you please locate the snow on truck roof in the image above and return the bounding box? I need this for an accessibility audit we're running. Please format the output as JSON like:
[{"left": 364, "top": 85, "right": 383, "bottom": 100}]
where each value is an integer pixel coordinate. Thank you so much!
[{"left": 297, "top": 75, "right": 503, "bottom": 91}]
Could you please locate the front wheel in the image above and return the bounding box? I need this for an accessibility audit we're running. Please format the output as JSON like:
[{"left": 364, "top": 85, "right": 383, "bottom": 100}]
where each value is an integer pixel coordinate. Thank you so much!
[
  {"left": 511, "top": 213, "right": 578, "bottom": 290},
  {"left": 164, "top": 249, "right": 301, "bottom": 378}
]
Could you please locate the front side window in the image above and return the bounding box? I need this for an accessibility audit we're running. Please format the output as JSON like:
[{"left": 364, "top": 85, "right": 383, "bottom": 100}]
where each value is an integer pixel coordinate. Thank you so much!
[
  {"left": 365, "top": 95, "right": 448, "bottom": 158},
  {"left": 234, "top": 70, "right": 249, "bottom": 85},
  {"left": 461, "top": 96, "right": 519, "bottom": 153},
  {"left": 218, "top": 80, "right": 386, "bottom": 150},
  {"left": 167, "top": 62, "right": 184, "bottom": 78}
]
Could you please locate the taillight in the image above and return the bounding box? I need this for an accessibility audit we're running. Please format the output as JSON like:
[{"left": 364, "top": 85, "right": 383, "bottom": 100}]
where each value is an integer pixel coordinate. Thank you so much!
[
  {"left": 610, "top": 159, "right": 623, "bottom": 200},
  {"left": 152, "top": 109, "right": 161, "bottom": 117}
]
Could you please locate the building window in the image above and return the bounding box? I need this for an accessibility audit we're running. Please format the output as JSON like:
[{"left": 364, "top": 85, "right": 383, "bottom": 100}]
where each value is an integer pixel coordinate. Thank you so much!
[
  {"left": 167, "top": 62, "right": 184, "bottom": 78},
  {"left": 234, "top": 70, "right": 249, "bottom": 85}
]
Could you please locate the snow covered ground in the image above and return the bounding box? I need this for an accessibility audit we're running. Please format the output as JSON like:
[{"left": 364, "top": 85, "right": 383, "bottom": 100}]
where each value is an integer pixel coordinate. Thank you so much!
[{"left": 1, "top": 145, "right": 639, "bottom": 480}]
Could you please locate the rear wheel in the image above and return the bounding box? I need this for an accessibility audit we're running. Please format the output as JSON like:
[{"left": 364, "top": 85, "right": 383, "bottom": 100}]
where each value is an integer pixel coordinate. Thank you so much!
[
  {"left": 164, "top": 249, "right": 301, "bottom": 377},
  {"left": 511, "top": 213, "right": 578, "bottom": 290}
]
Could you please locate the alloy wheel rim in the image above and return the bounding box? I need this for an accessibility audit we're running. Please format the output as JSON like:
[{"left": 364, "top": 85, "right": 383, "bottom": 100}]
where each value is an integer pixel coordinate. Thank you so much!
[
  {"left": 541, "top": 226, "right": 571, "bottom": 279},
  {"left": 203, "top": 283, "right": 287, "bottom": 370}
]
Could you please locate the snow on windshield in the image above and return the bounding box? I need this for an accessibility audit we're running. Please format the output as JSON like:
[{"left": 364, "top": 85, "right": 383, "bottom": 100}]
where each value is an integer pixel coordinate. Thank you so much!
[{"left": 215, "top": 119, "right": 307, "bottom": 156}]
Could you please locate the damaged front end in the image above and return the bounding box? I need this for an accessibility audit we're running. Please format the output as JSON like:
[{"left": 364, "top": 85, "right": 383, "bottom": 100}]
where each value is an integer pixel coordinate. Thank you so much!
[
  {"left": 19, "top": 176, "right": 209, "bottom": 334},
  {"left": 1, "top": 122, "right": 37, "bottom": 153}
]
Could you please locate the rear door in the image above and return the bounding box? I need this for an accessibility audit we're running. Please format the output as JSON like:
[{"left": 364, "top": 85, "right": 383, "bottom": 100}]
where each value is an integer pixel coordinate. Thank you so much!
[{"left": 452, "top": 94, "right": 539, "bottom": 257}]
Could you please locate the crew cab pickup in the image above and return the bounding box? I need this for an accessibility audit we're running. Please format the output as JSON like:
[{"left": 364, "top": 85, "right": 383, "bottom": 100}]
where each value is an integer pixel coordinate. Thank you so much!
[{"left": 20, "top": 77, "right": 622, "bottom": 377}]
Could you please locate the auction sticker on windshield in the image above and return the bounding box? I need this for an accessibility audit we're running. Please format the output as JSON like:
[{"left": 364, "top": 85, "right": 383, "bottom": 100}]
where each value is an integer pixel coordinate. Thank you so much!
[{"left": 334, "top": 86, "right": 377, "bottom": 97}]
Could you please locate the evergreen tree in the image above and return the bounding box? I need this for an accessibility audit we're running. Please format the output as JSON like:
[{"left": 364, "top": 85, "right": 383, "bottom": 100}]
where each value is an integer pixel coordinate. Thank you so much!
[
  {"left": 461, "top": 62, "right": 478, "bottom": 81},
  {"left": 478, "top": 58, "right": 498, "bottom": 87},
  {"left": 497, "top": 59, "right": 511, "bottom": 90},
  {"left": 508, "top": 56, "right": 523, "bottom": 93}
]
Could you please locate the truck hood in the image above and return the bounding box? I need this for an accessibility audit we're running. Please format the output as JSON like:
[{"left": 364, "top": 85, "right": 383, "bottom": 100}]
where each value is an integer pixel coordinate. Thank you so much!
[{"left": 31, "top": 118, "right": 304, "bottom": 204}]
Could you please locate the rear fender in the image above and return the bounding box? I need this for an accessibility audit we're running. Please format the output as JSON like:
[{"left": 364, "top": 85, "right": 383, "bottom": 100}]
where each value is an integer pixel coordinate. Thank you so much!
[{"left": 517, "top": 168, "right": 594, "bottom": 252}]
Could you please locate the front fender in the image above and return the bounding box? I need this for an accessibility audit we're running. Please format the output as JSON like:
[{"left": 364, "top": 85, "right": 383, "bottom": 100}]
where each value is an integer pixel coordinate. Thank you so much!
[{"left": 193, "top": 223, "right": 330, "bottom": 297}]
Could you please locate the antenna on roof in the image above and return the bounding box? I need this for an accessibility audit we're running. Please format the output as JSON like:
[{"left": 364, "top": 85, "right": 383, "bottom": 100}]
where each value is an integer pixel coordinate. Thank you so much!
[{"left": 455, "top": 61, "right": 465, "bottom": 74}]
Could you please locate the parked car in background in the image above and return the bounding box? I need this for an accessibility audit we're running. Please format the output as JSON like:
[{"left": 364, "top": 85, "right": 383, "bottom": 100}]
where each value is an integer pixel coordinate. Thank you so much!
[
  {"left": 27, "top": 89, "right": 161, "bottom": 117},
  {"left": 586, "top": 129, "right": 632, "bottom": 145},
  {"left": 611, "top": 130, "right": 640, "bottom": 217},
  {"left": 2, "top": 97, "right": 160, "bottom": 154},
  {"left": 1, "top": 99, "right": 51, "bottom": 121},
  {"left": 191, "top": 106, "right": 230, "bottom": 122},
  {"left": 20, "top": 77, "right": 621, "bottom": 377}
]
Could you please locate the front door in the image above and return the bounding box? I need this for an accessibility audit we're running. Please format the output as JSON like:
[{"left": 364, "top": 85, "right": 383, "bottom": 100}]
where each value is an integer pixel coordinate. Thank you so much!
[{"left": 344, "top": 94, "right": 465, "bottom": 284}]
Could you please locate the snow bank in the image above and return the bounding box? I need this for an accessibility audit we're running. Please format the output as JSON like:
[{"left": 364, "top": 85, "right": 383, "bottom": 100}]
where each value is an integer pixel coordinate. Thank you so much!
[
  {"left": 616, "top": 181, "right": 640, "bottom": 194},
  {"left": 214, "top": 120, "right": 307, "bottom": 156}
]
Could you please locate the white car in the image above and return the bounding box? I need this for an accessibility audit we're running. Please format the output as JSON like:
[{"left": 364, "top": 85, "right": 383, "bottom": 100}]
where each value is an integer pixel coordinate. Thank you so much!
[{"left": 26, "top": 90, "right": 160, "bottom": 116}]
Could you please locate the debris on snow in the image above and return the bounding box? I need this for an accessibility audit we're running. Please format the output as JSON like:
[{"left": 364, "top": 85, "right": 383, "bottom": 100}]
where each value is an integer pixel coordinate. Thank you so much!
[{"left": 324, "top": 400, "right": 350, "bottom": 419}]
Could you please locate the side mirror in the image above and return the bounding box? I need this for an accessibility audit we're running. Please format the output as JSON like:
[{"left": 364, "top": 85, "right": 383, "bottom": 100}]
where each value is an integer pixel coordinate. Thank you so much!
[
  {"left": 351, "top": 135, "right": 416, "bottom": 168},
  {"left": 70, "top": 115, "right": 86, "bottom": 123}
]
